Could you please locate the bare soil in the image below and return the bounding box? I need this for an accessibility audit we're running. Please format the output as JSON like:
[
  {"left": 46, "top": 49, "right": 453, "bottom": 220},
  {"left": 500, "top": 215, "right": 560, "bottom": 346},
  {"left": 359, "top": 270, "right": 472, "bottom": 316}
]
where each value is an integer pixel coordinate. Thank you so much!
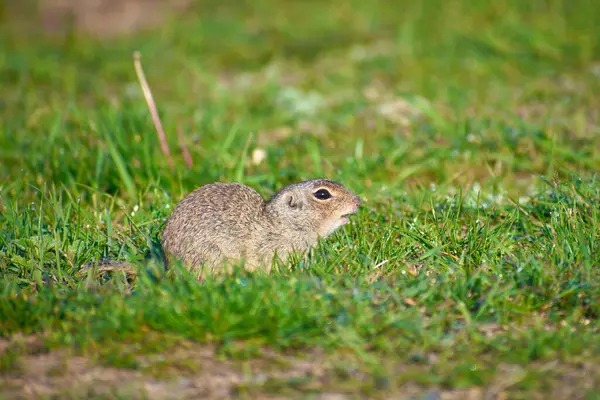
[
  {"left": 4, "top": 0, "right": 192, "bottom": 37},
  {"left": 1, "top": 336, "right": 598, "bottom": 399}
]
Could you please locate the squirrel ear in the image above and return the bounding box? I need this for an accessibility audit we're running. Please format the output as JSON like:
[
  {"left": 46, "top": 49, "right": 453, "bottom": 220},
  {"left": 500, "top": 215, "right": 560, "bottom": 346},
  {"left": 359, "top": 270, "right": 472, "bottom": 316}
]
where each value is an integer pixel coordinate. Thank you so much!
[{"left": 287, "top": 194, "right": 303, "bottom": 210}]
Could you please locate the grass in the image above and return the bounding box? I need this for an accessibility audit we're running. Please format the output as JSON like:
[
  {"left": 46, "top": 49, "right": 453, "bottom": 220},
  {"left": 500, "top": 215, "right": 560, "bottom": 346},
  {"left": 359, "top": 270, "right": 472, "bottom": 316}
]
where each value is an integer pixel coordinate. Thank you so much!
[{"left": 1, "top": 0, "right": 600, "bottom": 397}]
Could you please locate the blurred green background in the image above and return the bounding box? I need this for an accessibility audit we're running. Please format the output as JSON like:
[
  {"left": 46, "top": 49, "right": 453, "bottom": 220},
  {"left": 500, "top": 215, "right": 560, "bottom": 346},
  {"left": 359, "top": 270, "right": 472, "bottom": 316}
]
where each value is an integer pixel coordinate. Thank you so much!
[{"left": 2, "top": 0, "right": 599, "bottom": 202}]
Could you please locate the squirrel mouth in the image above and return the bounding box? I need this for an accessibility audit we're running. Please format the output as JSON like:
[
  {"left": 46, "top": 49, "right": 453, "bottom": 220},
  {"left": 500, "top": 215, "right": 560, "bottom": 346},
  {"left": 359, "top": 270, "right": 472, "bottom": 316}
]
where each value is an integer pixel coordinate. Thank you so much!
[
  {"left": 339, "top": 203, "right": 360, "bottom": 225},
  {"left": 339, "top": 211, "right": 356, "bottom": 224}
]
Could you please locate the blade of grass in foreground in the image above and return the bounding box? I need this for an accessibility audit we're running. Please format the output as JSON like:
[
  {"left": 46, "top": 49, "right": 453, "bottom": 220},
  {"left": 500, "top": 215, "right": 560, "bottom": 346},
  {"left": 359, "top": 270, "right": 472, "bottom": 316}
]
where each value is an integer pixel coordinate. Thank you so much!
[{"left": 102, "top": 130, "right": 138, "bottom": 201}]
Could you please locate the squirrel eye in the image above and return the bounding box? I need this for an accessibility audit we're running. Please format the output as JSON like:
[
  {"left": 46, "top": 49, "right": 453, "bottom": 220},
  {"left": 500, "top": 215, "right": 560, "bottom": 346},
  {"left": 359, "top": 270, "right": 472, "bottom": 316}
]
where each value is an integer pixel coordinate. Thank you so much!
[{"left": 313, "top": 189, "right": 332, "bottom": 200}]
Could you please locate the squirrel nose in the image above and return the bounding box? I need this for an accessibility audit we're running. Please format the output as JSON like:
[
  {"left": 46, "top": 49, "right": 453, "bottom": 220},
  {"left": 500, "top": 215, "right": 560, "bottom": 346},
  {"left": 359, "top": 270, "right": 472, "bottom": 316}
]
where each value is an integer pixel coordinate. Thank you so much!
[{"left": 353, "top": 195, "right": 362, "bottom": 207}]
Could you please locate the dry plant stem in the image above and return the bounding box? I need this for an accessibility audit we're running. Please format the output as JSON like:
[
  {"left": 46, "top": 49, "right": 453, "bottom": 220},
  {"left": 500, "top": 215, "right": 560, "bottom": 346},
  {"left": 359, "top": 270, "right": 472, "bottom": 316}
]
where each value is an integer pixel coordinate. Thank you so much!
[
  {"left": 133, "top": 51, "right": 175, "bottom": 171},
  {"left": 177, "top": 123, "right": 194, "bottom": 169}
]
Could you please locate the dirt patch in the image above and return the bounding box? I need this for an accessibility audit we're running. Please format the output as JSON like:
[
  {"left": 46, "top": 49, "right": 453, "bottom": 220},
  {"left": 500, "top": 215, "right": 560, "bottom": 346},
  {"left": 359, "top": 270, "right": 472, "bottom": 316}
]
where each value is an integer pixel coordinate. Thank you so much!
[
  {"left": 4, "top": 352, "right": 142, "bottom": 399},
  {"left": 1, "top": 336, "right": 598, "bottom": 399},
  {"left": 6, "top": 0, "right": 192, "bottom": 38},
  {"left": 0, "top": 339, "right": 334, "bottom": 399}
]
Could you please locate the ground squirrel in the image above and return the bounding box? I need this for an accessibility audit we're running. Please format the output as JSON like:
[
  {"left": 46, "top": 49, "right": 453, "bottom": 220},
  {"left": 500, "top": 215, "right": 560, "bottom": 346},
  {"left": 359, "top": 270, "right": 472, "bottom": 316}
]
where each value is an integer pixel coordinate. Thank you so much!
[{"left": 161, "top": 179, "right": 361, "bottom": 274}]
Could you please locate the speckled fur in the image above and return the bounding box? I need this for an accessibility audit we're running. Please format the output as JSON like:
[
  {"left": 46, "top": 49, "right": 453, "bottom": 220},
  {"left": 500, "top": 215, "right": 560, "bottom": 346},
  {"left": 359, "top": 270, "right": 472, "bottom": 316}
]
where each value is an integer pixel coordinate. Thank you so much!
[{"left": 161, "top": 179, "right": 361, "bottom": 276}]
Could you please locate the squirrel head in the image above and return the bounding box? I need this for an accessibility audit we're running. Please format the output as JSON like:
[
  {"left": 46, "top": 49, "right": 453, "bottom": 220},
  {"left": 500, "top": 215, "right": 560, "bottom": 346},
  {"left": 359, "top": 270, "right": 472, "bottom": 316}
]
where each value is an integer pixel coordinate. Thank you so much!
[{"left": 266, "top": 179, "right": 361, "bottom": 238}]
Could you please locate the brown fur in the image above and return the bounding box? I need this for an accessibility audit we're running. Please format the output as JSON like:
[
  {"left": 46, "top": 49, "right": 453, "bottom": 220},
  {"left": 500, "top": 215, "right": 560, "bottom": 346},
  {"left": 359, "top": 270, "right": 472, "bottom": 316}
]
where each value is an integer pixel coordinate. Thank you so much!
[{"left": 161, "top": 179, "right": 361, "bottom": 276}]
